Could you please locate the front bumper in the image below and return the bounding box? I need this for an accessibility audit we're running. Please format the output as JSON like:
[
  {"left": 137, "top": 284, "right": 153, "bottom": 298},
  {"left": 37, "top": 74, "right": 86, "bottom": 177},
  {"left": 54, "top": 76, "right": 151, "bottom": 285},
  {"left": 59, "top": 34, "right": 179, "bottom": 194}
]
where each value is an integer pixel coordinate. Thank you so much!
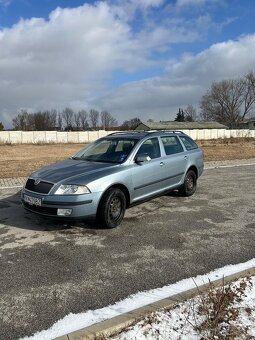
[{"left": 21, "top": 189, "right": 102, "bottom": 219}]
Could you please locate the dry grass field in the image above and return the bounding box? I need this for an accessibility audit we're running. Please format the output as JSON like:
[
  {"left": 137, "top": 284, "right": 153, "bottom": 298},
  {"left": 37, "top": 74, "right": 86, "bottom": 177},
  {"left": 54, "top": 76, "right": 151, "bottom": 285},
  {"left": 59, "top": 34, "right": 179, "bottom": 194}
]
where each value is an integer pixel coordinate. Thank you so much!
[
  {"left": 198, "top": 137, "right": 255, "bottom": 161},
  {"left": 0, "top": 138, "right": 254, "bottom": 178}
]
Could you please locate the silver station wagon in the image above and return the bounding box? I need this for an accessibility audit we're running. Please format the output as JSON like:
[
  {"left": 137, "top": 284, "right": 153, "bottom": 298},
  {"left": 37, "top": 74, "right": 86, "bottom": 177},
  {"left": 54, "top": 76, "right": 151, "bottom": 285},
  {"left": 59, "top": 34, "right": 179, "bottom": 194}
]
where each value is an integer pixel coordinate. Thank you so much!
[{"left": 21, "top": 131, "right": 204, "bottom": 228}]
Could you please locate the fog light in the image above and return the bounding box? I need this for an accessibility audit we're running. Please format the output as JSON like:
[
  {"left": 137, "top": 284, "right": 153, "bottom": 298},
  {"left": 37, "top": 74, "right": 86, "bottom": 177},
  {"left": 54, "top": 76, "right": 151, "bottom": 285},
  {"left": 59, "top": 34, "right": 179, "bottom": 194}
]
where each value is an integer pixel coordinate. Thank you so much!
[{"left": 57, "top": 208, "right": 72, "bottom": 216}]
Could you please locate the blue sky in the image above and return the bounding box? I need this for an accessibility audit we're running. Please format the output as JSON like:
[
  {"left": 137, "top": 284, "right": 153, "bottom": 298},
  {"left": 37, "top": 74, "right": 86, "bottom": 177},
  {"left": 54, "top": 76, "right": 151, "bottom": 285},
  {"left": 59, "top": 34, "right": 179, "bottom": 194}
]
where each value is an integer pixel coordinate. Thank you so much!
[{"left": 0, "top": 0, "right": 255, "bottom": 127}]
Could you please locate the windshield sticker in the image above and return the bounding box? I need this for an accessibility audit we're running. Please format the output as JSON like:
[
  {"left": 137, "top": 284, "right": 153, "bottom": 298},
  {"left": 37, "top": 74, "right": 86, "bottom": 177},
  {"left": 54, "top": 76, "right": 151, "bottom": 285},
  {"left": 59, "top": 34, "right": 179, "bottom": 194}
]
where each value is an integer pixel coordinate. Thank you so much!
[{"left": 119, "top": 154, "right": 126, "bottom": 161}]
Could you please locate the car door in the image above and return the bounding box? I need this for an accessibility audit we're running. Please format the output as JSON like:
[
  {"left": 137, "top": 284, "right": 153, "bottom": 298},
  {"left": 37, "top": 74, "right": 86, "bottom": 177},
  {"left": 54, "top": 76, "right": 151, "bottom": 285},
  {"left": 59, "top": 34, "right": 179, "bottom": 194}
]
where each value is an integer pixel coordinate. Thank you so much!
[
  {"left": 159, "top": 136, "right": 187, "bottom": 188},
  {"left": 131, "top": 137, "right": 165, "bottom": 202}
]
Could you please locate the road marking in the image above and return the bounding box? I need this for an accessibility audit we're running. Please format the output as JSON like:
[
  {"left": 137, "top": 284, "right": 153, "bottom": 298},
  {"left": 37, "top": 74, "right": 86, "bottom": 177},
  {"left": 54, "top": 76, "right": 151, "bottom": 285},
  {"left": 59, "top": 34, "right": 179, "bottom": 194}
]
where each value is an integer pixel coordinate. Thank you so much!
[
  {"left": 0, "top": 185, "right": 23, "bottom": 190},
  {"left": 205, "top": 162, "right": 255, "bottom": 170}
]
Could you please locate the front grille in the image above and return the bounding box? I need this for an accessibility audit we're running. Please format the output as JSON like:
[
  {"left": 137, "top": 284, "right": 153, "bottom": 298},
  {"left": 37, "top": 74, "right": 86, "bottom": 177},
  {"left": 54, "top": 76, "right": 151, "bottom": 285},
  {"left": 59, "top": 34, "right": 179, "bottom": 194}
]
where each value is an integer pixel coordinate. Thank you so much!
[
  {"left": 23, "top": 202, "right": 57, "bottom": 215},
  {"left": 25, "top": 178, "right": 53, "bottom": 194}
]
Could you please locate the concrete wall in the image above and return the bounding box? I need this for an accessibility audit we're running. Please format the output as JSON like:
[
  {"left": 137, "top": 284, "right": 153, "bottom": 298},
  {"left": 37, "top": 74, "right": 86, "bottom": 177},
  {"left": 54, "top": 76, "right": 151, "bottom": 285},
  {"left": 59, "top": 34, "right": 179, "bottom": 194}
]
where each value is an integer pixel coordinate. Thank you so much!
[
  {"left": 182, "top": 129, "right": 255, "bottom": 140},
  {"left": 0, "top": 129, "right": 255, "bottom": 144},
  {"left": 0, "top": 130, "right": 118, "bottom": 144}
]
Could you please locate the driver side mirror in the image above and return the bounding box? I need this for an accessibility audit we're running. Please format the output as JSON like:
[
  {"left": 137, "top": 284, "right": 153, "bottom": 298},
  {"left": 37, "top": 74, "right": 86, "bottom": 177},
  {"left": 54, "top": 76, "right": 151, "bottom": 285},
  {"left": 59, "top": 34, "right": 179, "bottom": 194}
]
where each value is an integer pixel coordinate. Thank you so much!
[{"left": 135, "top": 155, "right": 151, "bottom": 164}]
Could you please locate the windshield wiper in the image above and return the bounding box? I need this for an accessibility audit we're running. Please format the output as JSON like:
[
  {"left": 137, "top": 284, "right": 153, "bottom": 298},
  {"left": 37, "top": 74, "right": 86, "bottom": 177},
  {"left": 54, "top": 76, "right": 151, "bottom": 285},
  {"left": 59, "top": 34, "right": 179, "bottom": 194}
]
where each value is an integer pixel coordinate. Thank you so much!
[{"left": 95, "top": 160, "right": 118, "bottom": 163}]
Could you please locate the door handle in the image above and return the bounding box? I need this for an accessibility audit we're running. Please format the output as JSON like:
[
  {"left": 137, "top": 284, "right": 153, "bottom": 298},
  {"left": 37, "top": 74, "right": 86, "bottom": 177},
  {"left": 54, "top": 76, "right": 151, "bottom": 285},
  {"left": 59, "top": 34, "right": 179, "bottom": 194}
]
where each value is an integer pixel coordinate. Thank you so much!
[
  {"left": 160, "top": 162, "right": 165, "bottom": 166},
  {"left": 184, "top": 156, "right": 188, "bottom": 160}
]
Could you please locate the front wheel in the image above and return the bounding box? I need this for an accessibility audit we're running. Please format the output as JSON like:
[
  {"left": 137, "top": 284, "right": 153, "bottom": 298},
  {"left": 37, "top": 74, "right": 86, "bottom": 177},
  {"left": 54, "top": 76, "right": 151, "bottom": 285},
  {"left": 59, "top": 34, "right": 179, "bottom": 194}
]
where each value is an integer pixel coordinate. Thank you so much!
[
  {"left": 97, "top": 188, "right": 126, "bottom": 228},
  {"left": 179, "top": 170, "right": 197, "bottom": 196}
]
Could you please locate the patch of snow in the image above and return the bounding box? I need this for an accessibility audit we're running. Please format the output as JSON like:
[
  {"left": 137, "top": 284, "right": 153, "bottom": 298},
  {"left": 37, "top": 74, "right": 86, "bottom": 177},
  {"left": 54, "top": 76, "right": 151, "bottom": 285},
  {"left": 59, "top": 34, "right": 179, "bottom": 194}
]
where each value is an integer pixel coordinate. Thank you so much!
[
  {"left": 22, "top": 258, "right": 255, "bottom": 340},
  {"left": 114, "top": 276, "right": 255, "bottom": 339}
]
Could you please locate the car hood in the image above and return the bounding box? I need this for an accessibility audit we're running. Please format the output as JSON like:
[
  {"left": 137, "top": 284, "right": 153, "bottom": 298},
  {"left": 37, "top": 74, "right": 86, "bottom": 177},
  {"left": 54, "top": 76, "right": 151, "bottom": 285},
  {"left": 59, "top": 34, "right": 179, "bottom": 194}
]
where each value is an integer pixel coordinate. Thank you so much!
[{"left": 30, "top": 159, "right": 118, "bottom": 183}]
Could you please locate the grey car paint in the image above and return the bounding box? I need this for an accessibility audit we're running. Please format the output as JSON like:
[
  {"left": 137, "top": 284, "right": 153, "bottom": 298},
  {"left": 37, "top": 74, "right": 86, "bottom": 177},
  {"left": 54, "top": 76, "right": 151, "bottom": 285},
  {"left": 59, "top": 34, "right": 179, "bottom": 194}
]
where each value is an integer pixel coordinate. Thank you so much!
[{"left": 21, "top": 131, "right": 204, "bottom": 227}]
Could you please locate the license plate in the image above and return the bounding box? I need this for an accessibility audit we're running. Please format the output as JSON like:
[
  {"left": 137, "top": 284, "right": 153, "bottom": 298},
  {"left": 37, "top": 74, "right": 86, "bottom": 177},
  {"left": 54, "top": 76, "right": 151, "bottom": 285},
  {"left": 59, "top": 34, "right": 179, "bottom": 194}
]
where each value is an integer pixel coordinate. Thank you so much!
[{"left": 24, "top": 194, "right": 42, "bottom": 206}]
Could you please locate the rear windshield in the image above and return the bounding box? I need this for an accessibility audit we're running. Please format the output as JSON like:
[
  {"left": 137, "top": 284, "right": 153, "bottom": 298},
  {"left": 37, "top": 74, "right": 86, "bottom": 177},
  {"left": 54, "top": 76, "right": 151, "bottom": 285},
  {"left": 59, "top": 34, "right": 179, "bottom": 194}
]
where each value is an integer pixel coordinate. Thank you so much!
[{"left": 72, "top": 138, "right": 138, "bottom": 163}]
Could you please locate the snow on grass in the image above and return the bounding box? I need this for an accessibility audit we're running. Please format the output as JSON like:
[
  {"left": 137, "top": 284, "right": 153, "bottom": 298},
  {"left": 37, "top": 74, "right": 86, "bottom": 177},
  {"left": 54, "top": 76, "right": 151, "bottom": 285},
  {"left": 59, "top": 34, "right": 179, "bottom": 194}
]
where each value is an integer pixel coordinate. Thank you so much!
[
  {"left": 112, "top": 276, "right": 255, "bottom": 340},
  {"left": 22, "top": 258, "right": 255, "bottom": 340}
]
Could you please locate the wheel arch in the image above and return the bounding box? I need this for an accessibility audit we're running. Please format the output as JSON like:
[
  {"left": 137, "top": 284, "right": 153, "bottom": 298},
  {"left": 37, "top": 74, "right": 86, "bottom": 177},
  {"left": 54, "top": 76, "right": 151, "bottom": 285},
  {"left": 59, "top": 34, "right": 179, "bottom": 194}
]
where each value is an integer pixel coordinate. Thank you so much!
[
  {"left": 187, "top": 165, "right": 198, "bottom": 178},
  {"left": 99, "top": 183, "right": 131, "bottom": 208}
]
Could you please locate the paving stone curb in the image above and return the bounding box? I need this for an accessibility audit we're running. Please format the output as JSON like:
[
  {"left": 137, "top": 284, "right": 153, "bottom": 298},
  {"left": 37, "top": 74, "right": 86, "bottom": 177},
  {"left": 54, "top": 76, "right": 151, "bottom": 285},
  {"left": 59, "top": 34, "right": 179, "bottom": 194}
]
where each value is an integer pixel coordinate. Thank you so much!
[
  {"left": 0, "top": 177, "right": 26, "bottom": 188},
  {"left": 204, "top": 158, "right": 255, "bottom": 169},
  {"left": 56, "top": 267, "right": 255, "bottom": 340}
]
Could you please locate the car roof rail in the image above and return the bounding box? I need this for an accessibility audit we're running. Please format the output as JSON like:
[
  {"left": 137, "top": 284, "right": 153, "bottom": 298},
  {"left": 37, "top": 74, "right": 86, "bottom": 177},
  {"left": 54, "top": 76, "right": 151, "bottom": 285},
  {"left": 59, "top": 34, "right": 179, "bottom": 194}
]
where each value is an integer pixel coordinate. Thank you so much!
[
  {"left": 144, "top": 130, "right": 184, "bottom": 134},
  {"left": 106, "top": 131, "right": 148, "bottom": 136},
  {"left": 106, "top": 130, "right": 185, "bottom": 137}
]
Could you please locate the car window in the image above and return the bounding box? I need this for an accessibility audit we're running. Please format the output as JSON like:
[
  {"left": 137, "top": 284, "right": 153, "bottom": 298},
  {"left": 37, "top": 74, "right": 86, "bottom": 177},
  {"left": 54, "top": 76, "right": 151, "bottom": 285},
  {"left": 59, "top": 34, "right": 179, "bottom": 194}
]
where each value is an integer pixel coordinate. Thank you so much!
[
  {"left": 73, "top": 138, "right": 137, "bottom": 163},
  {"left": 179, "top": 136, "right": 198, "bottom": 150},
  {"left": 161, "top": 136, "right": 183, "bottom": 155},
  {"left": 136, "top": 138, "right": 161, "bottom": 159}
]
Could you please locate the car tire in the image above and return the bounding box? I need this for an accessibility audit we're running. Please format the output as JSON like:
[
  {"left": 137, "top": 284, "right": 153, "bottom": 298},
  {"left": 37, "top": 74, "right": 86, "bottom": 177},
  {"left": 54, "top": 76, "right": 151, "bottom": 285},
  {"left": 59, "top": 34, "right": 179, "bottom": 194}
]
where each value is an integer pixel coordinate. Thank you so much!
[
  {"left": 179, "top": 170, "right": 197, "bottom": 197},
  {"left": 97, "top": 188, "right": 126, "bottom": 228}
]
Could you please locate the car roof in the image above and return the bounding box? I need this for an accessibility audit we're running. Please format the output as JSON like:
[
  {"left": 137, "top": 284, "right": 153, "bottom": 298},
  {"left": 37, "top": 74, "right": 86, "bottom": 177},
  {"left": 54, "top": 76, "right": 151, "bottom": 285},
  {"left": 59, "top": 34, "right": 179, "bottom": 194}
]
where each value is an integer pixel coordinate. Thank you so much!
[{"left": 106, "top": 130, "right": 186, "bottom": 140}]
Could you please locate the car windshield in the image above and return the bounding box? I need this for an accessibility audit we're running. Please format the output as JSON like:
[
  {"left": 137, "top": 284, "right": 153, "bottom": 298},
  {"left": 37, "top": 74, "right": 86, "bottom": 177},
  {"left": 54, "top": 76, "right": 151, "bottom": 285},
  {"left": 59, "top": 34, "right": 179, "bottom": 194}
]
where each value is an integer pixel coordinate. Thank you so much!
[{"left": 72, "top": 138, "right": 138, "bottom": 163}]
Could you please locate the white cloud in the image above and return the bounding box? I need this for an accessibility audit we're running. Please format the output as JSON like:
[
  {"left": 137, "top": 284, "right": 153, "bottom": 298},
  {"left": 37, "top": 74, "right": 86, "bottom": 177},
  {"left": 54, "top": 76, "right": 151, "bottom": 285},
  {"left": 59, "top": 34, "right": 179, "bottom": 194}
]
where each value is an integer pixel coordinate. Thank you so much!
[
  {"left": 0, "top": 0, "right": 224, "bottom": 127},
  {"left": 0, "top": 2, "right": 151, "bottom": 126},
  {"left": 0, "top": 0, "right": 251, "bottom": 128},
  {"left": 132, "top": 0, "right": 165, "bottom": 9},
  {"left": 176, "top": 0, "right": 216, "bottom": 7},
  {"left": 0, "top": 0, "right": 12, "bottom": 7},
  {"left": 95, "top": 34, "right": 255, "bottom": 121},
  {"left": 110, "top": 0, "right": 165, "bottom": 23}
]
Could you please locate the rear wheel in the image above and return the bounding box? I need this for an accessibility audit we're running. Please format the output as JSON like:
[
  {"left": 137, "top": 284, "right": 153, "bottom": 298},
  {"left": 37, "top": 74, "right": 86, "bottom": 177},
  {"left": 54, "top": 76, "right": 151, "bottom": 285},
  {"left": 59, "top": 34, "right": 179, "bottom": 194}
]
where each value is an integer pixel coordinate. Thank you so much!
[
  {"left": 97, "top": 188, "right": 126, "bottom": 228},
  {"left": 179, "top": 170, "right": 197, "bottom": 196}
]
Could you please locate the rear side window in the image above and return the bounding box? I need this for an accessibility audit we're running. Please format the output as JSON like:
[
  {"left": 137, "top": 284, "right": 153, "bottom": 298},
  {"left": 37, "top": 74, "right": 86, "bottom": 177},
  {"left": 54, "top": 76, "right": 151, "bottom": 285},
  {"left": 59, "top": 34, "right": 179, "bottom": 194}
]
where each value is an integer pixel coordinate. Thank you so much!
[
  {"left": 179, "top": 136, "right": 198, "bottom": 151},
  {"left": 161, "top": 136, "right": 183, "bottom": 155}
]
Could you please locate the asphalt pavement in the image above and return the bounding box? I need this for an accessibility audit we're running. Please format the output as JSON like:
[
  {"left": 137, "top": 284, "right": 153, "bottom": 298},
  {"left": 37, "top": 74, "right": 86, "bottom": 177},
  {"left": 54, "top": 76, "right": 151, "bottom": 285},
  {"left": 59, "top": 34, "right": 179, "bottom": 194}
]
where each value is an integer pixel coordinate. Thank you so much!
[{"left": 0, "top": 163, "right": 255, "bottom": 339}]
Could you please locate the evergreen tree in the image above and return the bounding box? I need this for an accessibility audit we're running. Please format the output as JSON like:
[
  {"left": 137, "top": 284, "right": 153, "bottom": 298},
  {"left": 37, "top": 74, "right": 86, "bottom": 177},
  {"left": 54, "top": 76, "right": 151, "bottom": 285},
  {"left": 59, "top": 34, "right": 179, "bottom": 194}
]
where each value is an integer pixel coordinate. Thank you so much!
[{"left": 174, "top": 108, "right": 185, "bottom": 122}]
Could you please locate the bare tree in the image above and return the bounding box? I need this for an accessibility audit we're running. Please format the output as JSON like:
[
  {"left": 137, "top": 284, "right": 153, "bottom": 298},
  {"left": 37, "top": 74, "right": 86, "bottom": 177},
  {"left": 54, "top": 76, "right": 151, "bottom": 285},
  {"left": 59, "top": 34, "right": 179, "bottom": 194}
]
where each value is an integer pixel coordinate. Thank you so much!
[
  {"left": 12, "top": 111, "right": 23, "bottom": 130},
  {"left": 200, "top": 79, "right": 243, "bottom": 125},
  {"left": 200, "top": 72, "right": 255, "bottom": 126},
  {"left": 242, "top": 71, "right": 255, "bottom": 120},
  {"left": 57, "top": 112, "right": 62, "bottom": 130},
  {"left": 36, "top": 110, "right": 56, "bottom": 130},
  {"left": 33, "top": 112, "right": 43, "bottom": 130},
  {"left": 78, "top": 110, "right": 89, "bottom": 130},
  {"left": 49, "top": 109, "right": 57, "bottom": 128},
  {"left": 12, "top": 110, "right": 33, "bottom": 130},
  {"left": 89, "top": 109, "right": 99, "bottom": 130},
  {"left": 184, "top": 104, "right": 197, "bottom": 122},
  {"left": 74, "top": 113, "right": 81, "bottom": 129},
  {"left": 33, "top": 110, "right": 56, "bottom": 130},
  {"left": 12, "top": 110, "right": 57, "bottom": 130},
  {"left": 62, "top": 107, "right": 74, "bottom": 129},
  {"left": 100, "top": 111, "right": 118, "bottom": 129},
  {"left": 121, "top": 117, "right": 141, "bottom": 130}
]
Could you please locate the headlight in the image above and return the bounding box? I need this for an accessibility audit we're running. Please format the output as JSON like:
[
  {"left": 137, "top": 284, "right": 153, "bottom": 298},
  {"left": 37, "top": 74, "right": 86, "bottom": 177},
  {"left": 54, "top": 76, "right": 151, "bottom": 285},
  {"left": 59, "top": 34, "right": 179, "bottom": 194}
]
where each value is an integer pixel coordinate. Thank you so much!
[{"left": 54, "top": 185, "right": 91, "bottom": 195}]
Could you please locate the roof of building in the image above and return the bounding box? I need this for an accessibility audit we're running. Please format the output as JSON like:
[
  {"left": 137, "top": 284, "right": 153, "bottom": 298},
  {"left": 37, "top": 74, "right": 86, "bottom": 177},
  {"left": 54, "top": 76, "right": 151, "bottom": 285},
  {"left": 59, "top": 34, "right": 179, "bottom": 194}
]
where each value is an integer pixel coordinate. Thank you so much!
[
  {"left": 239, "top": 118, "right": 255, "bottom": 123},
  {"left": 135, "top": 121, "right": 227, "bottom": 130}
]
